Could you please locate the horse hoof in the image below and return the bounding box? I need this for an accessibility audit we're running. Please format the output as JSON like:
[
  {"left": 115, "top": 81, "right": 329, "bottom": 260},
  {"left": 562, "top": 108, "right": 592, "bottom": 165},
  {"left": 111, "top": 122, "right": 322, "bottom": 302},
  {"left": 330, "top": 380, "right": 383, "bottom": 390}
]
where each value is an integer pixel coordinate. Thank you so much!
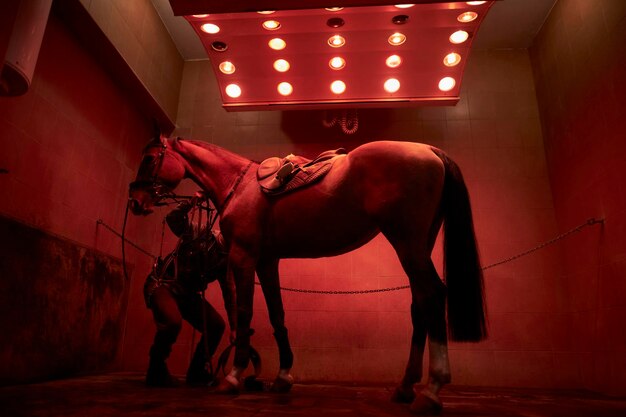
[
  {"left": 270, "top": 376, "right": 293, "bottom": 393},
  {"left": 410, "top": 392, "right": 442, "bottom": 416},
  {"left": 214, "top": 377, "right": 239, "bottom": 395},
  {"left": 391, "top": 385, "right": 416, "bottom": 403}
]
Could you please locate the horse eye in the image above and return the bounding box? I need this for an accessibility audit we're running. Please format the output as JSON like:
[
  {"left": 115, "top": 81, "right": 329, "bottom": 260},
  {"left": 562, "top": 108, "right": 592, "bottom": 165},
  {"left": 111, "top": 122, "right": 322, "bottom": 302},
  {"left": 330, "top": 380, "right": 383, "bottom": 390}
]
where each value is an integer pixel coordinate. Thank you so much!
[{"left": 142, "top": 155, "right": 155, "bottom": 164}]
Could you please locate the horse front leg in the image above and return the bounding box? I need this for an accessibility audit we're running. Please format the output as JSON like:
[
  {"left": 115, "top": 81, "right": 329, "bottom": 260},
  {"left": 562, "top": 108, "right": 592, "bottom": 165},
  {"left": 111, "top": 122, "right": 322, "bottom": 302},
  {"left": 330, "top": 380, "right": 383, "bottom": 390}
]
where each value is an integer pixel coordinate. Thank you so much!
[
  {"left": 216, "top": 248, "right": 257, "bottom": 394},
  {"left": 257, "top": 257, "right": 294, "bottom": 392}
]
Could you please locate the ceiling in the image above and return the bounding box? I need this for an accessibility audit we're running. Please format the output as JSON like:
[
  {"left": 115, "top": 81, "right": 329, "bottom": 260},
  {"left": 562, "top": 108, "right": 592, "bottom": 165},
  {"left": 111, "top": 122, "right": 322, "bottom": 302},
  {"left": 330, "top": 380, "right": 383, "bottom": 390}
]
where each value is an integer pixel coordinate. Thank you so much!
[{"left": 153, "top": 0, "right": 557, "bottom": 61}]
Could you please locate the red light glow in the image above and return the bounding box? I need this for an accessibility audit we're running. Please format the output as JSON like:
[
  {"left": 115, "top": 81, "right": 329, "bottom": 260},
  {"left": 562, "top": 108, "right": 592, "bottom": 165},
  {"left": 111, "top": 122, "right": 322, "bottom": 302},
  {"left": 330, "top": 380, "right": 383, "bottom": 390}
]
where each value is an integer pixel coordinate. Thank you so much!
[
  {"left": 330, "top": 80, "right": 346, "bottom": 94},
  {"left": 449, "top": 30, "right": 469, "bottom": 44},
  {"left": 329, "top": 57, "right": 346, "bottom": 70},
  {"left": 268, "top": 38, "right": 286, "bottom": 50},
  {"left": 457, "top": 11, "right": 478, "bottom": 23},
  {"left": 386, "top": 54, "right": 402, "bottom": 68},
  {"left": 185, "top": 2, "right": 494, "bottom": 110},
  {"left": 328, "top": 35, "right": 346, "bottom": 48},
  {"left": 200, "top": 23, "right": 220, "bottom": 34}
]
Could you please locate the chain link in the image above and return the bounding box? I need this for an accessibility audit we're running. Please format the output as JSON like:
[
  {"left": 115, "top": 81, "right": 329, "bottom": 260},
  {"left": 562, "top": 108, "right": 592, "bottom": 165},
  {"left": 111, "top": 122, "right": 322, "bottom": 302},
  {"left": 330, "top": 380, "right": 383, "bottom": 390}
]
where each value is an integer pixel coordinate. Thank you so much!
[
  {"left": 481, "top": 217, "right": 603, "bottom": 271},
  {"left": 98, "top": 217, "right": 603, "bottom": 295}
]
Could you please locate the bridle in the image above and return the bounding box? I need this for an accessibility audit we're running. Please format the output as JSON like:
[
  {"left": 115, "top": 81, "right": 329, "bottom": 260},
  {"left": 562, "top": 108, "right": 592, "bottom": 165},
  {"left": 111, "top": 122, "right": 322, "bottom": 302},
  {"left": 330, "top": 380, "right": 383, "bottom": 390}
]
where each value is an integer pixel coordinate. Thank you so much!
[{"left": 128, "top": 140, "right": 174, "bottom": 206}]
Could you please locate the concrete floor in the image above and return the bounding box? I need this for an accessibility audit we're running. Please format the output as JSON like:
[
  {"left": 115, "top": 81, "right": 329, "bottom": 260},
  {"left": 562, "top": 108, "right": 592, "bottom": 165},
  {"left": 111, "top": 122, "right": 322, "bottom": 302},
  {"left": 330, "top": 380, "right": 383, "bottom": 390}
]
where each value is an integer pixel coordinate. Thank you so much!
[{"left": 1, "top": 373, "right": 625, "bottom": 417}]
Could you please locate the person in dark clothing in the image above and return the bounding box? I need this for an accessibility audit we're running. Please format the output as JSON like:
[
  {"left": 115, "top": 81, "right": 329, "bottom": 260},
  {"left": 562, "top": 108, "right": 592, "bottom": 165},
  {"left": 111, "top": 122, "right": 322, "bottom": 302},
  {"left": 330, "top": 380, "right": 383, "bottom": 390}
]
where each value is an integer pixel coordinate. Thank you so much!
[{"left": 144, "top": 200, "right": 236, "bottom": 387}]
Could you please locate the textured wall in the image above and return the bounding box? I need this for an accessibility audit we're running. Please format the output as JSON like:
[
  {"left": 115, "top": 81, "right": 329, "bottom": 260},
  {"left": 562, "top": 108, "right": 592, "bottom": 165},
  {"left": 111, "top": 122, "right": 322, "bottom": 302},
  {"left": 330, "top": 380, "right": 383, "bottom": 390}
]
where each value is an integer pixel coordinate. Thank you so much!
[
  {"left": 0, "top": 12, "right": 166, "bottom": 382},
  {"left": 117, "top": 47, "right": 579, "bottom": 390},
  {"left": 530, "top": 0, "right": 626, "bottom": 396},
  {"left": 0, "top": 215, "right": 129, "bottom": 385}
]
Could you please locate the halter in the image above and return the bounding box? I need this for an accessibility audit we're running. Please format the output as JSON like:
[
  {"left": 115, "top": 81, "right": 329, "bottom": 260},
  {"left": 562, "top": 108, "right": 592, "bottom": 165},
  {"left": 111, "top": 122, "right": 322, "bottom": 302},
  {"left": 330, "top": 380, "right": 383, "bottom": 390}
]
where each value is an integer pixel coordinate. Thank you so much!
[
  {"left": 128, "top": 140, "right": 169, "bottom": 200},
  {"left": 129, "top": 140, "right": 195, "bottom": 205}
]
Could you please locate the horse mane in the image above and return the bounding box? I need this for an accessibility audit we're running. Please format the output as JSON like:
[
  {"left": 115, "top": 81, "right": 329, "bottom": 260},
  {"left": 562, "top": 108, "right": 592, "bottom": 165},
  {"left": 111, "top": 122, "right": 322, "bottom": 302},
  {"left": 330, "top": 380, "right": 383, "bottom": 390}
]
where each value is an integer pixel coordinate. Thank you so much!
[{"left": 178, "top": 138, "right": 258, "bottom": 164}]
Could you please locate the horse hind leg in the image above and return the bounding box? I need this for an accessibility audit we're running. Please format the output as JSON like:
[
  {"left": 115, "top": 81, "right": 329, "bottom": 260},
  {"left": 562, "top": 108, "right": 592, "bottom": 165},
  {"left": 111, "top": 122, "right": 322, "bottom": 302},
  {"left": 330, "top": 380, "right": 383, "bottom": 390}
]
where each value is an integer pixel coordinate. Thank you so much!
[
  {"left": 385, "top": 233, "right": 449, "bottom": 415},
  {"left": 257, "top": 257, "right": 295, "bottom": 392}
]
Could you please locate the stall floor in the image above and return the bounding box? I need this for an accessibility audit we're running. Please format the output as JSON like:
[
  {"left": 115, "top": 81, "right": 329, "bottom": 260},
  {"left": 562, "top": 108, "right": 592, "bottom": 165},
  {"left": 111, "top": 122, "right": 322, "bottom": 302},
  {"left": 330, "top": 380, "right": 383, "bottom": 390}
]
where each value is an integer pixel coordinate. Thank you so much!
[{"left": 1, "top": 373, "right": 625, "bottom": 417}]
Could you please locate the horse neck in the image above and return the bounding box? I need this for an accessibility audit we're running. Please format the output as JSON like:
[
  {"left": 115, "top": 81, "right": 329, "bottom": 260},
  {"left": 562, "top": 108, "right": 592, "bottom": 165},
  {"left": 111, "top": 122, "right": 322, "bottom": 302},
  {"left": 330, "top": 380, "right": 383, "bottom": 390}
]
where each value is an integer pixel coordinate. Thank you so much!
[{"left": 170, "top": 139, "right": 251, "bottom": 211}]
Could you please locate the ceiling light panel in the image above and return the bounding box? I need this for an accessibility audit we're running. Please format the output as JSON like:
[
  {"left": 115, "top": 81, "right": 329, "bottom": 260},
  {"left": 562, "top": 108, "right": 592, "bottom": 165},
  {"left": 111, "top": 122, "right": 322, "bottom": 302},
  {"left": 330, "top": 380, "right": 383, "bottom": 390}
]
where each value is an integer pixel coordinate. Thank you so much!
[{"left": 184, "top": 2, "right": 494, "bottom": 111}]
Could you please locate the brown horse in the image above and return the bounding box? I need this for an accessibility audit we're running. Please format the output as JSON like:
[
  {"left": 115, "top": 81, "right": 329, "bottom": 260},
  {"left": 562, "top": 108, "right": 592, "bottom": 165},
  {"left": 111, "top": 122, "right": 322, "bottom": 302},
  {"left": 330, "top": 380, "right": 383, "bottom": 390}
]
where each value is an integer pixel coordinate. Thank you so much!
[{"left": 129, "top": 136, "right": 486, "bottom": 415}]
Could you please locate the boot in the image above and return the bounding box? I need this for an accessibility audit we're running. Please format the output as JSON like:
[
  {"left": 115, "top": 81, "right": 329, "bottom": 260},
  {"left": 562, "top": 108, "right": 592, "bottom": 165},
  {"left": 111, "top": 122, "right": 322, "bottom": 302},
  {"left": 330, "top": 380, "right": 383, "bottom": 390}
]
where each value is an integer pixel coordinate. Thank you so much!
[
  {"left": 186, "top": 365, "right": 216, "bottom": 386},
  {"left": 146, "top": 359, "right": 180, "bottom": 387},
  {"left": 186, "top": 344, "right": 216, "bottom": 386}
]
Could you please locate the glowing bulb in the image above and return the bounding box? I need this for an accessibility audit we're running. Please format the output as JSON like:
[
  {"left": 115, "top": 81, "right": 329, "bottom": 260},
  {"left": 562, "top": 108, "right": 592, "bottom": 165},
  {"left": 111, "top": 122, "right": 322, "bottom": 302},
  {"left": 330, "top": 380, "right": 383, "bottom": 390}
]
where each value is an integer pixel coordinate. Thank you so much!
[
  {"left": 192, "top": 14, "right": 209, "bottom": 18},
  {"left": 330, "top": 80, "right": 346, "bottom": 94},
  {"left": 200, "top": 23, "right": 220, "bottom": 34},
  {"left": 273, "top": 59, "right": 290, "bottom": 72},
  {"left": 386, "top": 54, "right": 402, "bottom": 68},
  {"left": 329, "top": 57, "right": 346, "bottom": 70},
  {"left": 325, "top": 7, "right": 344, "bottom": 11},
  {"left": 438, "top": 77, "right": 456, "bottom": 92},
  {"left": 219, "top": 61, "right": 235, "bottom": 74},
  {"left": 395, "top": 4, "right": 415, "bottom": 8},
  {"left": 225, "top": 84, "right": 241, "bottom": 98},
  {"left": 328, "top": 35, "right": 346, "bottom": 47},
  {"left": 268, "top": 38, "right": 286, "bottom": 50},
  {"left": 277, "top": 82, "right": 293, "bottom": 96},
  {"left": 449, "top": 30, "right": 469, "bottom": 44},
  {"left": 466, "top": 1, "right": 486, "bottom": 5},
  {"left": 257, "top": 10, "right": 275, "bottom": 14},
  {"left": 388, "top": 32, "right": 406, "bottom": 45},
  {"left": 384, "top": 78, "right": 400, "bottom": 93},
  {"left": 263, "top": 20, "right": 281, "bottom": 30},
  {"left": 457, "top": 11, "right": 478, "bottom": 23},
  {"left": 443, "top": 53, "right": 461, "bottom": 67}
]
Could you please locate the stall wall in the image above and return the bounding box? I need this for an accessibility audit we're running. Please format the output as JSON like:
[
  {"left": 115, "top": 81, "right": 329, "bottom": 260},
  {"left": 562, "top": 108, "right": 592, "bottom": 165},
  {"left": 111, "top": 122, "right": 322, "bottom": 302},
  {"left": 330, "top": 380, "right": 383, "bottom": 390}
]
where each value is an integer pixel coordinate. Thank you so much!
[
  {"left": 0, "top": 11, "right": 165, "bottom": 383},
  {"left": 530, "top": 0, "right": 626, "bottom": 396},
  {"left": 78, "top": 0, "right": 183, "bottom": 122},
  {"left": 119, "top": 47, "right": 591, "bottom": 390}
]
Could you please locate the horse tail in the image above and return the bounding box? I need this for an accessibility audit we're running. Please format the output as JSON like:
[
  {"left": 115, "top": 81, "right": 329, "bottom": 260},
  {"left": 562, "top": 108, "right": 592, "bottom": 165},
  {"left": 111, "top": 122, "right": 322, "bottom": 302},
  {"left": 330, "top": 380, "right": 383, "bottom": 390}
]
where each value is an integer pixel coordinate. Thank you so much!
[{"left": 431, "top": 147, "right": 487, "bottom": 342}]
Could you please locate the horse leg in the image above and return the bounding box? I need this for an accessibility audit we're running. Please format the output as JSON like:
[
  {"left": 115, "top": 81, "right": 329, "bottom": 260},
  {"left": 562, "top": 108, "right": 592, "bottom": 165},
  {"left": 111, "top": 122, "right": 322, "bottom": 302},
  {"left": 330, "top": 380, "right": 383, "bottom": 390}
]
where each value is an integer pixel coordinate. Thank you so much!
[
  {"left": 392, "top": 300, "right": 427, "bottom": 403},
  {"left": 385, "top": 231, "right": 449, "bottom": 415},
  {"left": 216, "top": 248, "right": 257, "bottom": 394},
  {"left": 411, "top": 266, "right": 450, "bottom": 416},
  {"left": 257, "top": 257, "right": 295, "bottom": 392}
]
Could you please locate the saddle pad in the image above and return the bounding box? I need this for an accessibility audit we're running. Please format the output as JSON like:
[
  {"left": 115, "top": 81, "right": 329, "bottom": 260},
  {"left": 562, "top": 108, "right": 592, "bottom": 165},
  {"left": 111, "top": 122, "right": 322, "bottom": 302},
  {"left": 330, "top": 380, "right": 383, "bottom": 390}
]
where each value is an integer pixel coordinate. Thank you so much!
[{"left": 257, "top": 148, "right": 347, "bottom": 196}]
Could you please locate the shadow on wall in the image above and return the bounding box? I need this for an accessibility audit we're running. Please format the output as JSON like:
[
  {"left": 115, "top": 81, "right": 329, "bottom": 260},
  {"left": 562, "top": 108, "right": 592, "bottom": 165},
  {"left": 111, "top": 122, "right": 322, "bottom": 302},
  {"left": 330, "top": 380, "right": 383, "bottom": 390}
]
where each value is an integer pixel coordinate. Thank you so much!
[{"left": 280, "top": 108, "right": 408, "bottom": 148}]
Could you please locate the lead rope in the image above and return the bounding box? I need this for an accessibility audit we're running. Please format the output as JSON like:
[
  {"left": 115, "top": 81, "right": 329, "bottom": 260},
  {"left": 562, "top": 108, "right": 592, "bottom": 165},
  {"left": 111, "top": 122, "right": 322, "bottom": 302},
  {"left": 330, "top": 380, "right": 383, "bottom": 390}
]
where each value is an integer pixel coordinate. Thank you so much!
[{"left": 197, "top": 198, "right": 216, "bottom": 379}]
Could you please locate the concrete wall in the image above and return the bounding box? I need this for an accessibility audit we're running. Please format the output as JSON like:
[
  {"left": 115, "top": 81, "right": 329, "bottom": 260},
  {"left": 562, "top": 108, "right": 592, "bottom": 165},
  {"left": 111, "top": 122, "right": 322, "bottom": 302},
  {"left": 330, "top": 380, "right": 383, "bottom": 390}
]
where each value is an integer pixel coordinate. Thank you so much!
[
  {"left": 0, "top": 10, "right": 166, "bottom": 382},
  {"left": 78, "top": 0, "right": 184, "bottom": 123},
  {"left": 530, "top": 0, "right": 626, "bottom": 396}
]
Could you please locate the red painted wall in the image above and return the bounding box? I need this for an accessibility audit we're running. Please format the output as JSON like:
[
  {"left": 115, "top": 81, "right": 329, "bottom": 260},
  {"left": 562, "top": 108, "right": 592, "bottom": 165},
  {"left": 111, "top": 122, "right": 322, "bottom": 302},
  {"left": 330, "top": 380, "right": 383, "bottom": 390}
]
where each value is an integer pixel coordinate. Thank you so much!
[
  {"left": 0, "top": 10, "right": 166, "bottom": 380},
  {"left": 119, "top": 47, "right": 582, "bottom": 390},
  {"left": 530, "top": 0, "right": 626, "bottom": 396}
]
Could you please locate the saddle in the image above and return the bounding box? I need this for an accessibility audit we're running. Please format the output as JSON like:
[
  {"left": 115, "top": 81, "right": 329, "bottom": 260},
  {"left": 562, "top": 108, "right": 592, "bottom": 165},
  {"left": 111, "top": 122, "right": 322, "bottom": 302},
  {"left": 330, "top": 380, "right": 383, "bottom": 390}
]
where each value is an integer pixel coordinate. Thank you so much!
[{"left": 257, "top": 148, "right": 347, "bottom": 195}]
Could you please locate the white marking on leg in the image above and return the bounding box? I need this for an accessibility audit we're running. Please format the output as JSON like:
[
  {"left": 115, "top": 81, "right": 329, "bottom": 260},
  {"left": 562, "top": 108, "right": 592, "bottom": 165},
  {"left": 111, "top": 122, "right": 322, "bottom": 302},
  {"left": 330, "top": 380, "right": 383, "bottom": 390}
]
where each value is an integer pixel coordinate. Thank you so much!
[
  {"left": 428, "top": 339, "right": 451, "bottom": 386},
  {"left": 226, "top": 367, "right": 244, "bottom": 387}
]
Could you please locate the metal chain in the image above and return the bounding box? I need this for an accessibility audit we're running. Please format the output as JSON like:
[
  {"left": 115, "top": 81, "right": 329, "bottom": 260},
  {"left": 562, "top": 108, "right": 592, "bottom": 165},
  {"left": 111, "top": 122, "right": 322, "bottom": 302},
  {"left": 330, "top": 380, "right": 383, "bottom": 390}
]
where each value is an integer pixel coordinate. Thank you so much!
[
  {"left": 98, "top": 217, "right": 603, "bottom": 295},
  {"left": 481, "top": 217, "right": 603, "bottom": 271}
]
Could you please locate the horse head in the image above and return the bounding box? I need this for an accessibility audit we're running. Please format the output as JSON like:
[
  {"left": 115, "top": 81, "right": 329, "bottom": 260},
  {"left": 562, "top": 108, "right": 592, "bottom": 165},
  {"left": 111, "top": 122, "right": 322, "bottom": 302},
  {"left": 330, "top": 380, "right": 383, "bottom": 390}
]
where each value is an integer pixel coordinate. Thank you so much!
[{"left": 128, "top": 135, "right": 185, "bottom": 215}]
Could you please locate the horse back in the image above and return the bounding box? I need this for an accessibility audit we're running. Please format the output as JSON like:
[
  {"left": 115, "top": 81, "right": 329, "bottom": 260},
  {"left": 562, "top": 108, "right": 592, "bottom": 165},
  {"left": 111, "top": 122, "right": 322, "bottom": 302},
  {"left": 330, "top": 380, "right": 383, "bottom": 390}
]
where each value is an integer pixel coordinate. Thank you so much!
[{"left": 223, "top": 141, "right": 445, "bottom": 259}]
